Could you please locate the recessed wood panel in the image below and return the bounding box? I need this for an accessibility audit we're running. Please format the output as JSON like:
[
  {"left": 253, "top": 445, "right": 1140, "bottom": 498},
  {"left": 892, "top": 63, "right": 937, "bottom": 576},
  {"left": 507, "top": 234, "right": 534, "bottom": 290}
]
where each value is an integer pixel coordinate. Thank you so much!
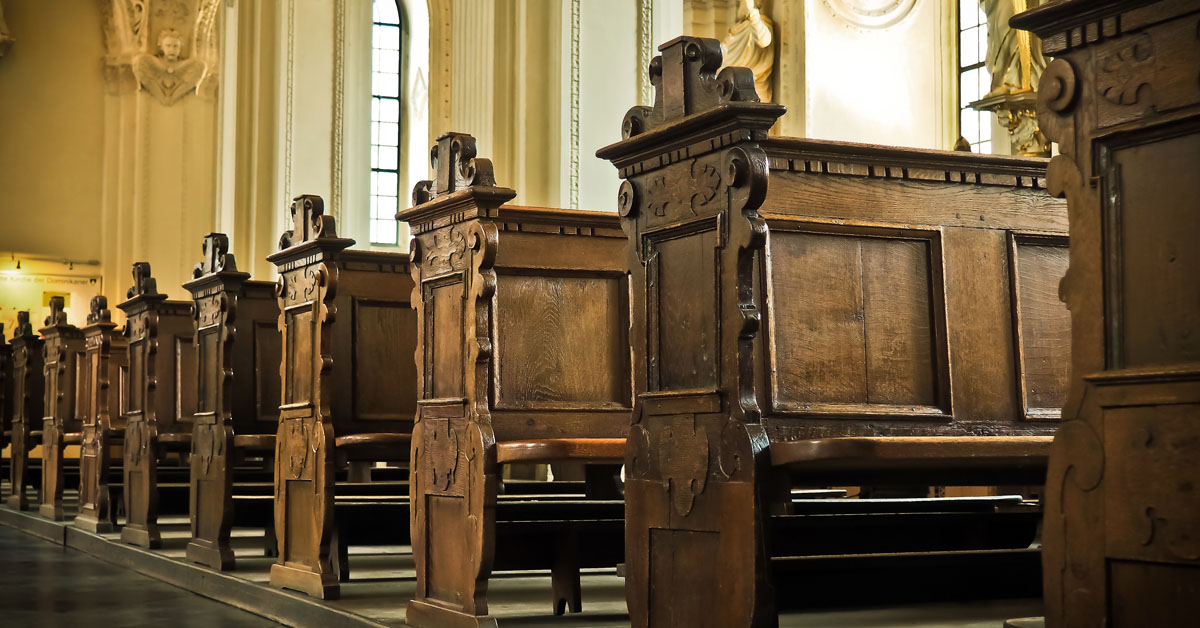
[
  {"left": 353, "top": 299, "right": 417, "bottom": 419},
  {"left": 426, "top": 494, "right": 468, "bottom": 604},
  {"left": 769, "top": 230, "right": 938, "bottom": 409},
  {"left": 176, "top": 335, "right": 196, "bottom": 421},
  {"left": 430, "top": 282, "right": 464, "bottom": 399},
  {"left": 254, "top": 321, "right": 282, "bottom": 422},
  {"left": 653, "top": 229, "right": 719, "bottom": 390},
  {"left": 128, "top": 340, "right": 144, "bottom": 413},
  {"left": 1113, "top": 132, "right": 1200, "bottom": 368},
  {"left": 285, "top": 309, "right": 313, "bottom": 406},
  {"left": 197, "top": 329, "right": 218, "bottom": 414},
  {"left": 1013, "top": 238, "right": 1070, "bottom": 418},
  {"left": 650, "top": 528, "right": 720, "bottom": 627},
  {"left": 496, "top": 274, "right": 627, "bottom": 406}
]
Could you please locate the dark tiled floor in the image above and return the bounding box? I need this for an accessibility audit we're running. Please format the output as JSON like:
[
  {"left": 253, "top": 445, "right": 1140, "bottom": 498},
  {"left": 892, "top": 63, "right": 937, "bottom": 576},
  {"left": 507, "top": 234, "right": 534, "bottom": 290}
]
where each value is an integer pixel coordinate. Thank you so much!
[{"left": 0, "top": 524, "right": 278, "bottom": 628}]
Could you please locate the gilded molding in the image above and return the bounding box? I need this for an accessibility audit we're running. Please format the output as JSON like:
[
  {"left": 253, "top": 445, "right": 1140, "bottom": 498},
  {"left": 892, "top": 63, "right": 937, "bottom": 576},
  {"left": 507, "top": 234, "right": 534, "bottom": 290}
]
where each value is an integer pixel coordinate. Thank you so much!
[{"left": 568, "top": 0, "right": 581, "bottom": 209}]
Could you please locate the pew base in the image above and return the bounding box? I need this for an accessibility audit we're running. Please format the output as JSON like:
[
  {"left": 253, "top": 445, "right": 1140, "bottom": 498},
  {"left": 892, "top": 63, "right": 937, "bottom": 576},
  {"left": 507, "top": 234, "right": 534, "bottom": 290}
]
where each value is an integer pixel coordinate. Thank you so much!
[
  {"left": 121, "top": 524, "right": 161, "bottom": 549},
  {"left": 5, "top": 493, "right": 29, "bottom": 511},
  {"left": 405, "top": 598, "right": 499, "bottom": 628},
  {"left": 38, "top": 502, "right": 66, "bottom": 521},
  {"left": 71, "top": 513, "right": 114, "bottom": 534},
  {"left": 187, "top": 538, "right": 235, "bottom": 571},
  {"left": 269, "top": 562, "right": 340, "bottom": 600}
]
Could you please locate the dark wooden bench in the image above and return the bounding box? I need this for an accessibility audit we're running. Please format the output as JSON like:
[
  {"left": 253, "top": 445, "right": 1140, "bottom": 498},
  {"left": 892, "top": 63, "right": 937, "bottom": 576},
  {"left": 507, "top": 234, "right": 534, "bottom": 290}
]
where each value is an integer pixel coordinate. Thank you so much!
[
  {"left": 1014, "top": 1, "right": 1200, "bottom": 624},
  {"left": 116, "top": 262, "right": 197, "bottom": 547},
  {"left": 73, "top": 296, "right": 128, "bottom": 533},
  {"left": 399, "top": 133, "right": 631, "bottom": 627},
  {"left": 598, "top": 36, "right": 1070, "bottom": 626},
  {"left": 6, "top": 311, "right": 44, "bottom": 511},
  {"left": 182, "top": 233, "right": 281, "bottom": 570},
  {"left": 0, "top": 324, "right": 12, "bottom": 487},
  {"left": 37, "top": 296, "right": 86, "bottom": 521},
  {"left": 266, "top": 194, "right": 417, "bottom": 599}
]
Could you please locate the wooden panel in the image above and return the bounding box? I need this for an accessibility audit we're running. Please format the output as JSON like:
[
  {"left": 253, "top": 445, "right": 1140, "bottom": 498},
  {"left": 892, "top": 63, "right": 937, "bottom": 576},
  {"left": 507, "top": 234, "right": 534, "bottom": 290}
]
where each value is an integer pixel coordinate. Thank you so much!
[
  {"left": 353, "top": 299, "right": 417, "bottom": 419},
  {"left": 74, "top": 352, "right": 89, "bottom": 421},
  {"left": 175, "top": 335, "right": 196, "bottom": 422},
  {"left": 429, "top": 281, "right": 464, "bottom": 399},
  {"left": 425, "top": 494, "right": 467, "bottom": 604},
  {"left": 1012, "top": 236, "right": 1070, "bottom": 418},
  {"left": 649, "top": 529, "right": 721, "bottom": 627},
  {"left": 768, "top": 229, "right": 938, "bottom": 410},
  {"left": 128, "top": 340, "right": 144, "bottom": 413},
  {"left": 285, "top": 309, "right": 314, "bottom": 406},
  {"left": 197, "top": 329, "right": 219, "bottom": 415},
  {"left": 495, "top": 274, "right": 627, "bottom": 407},
  {"left": 255, "top": 321, "right": 282, "bottom": 422},
  {"left": 653, "top": 228, "right": 719, "bottom": 390},
  {"left": 1113, "top": 132, "right": 1200, "bottom": 368},
  {"left": 1109, "top": 560, "right": 1200, "bottom": 628}
]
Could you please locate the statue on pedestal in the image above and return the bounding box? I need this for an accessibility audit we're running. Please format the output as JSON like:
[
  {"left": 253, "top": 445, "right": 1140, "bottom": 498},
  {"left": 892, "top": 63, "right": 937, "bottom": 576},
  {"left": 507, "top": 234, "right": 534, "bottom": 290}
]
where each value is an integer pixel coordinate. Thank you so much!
[
  {"left": 970, "top": 0, "right": 1050, "bottom": 156},
  {"left": 721, "top": 0, "right": 774, "bottom": 102}
]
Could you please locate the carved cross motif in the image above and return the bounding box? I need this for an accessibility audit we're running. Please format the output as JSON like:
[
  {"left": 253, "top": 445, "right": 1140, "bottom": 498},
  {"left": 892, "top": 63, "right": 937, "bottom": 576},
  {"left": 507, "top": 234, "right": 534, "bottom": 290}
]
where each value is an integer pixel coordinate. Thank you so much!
[
  {"left": 1098, "top": 34, "right": 1155, "bottom": 106},
  {"left": 279, "top": 194, "right": 338, "bottom": 250},
  {"left": 193, "top": 232, "right": 237, "bottom": 278},
  {"left": 647, "top": 159, "right": 722, "bottom": 218},
  {"left": 425, "top": 227, "right": 468, "bottom": 273},
  {"left": 661, "top": 415, "right": 709, "bottom": 517},
  {"left": 87, "top": 296, "right": 112, "bottom": 325},
  {"left": 127, "top": 262, "right": 159, "bottom": 298},
  {"left": 45, "top": 296, "right": 67, "bottom": 327},
  {"left": 426, "top": 419, "right": 460, "bottom": 491}
]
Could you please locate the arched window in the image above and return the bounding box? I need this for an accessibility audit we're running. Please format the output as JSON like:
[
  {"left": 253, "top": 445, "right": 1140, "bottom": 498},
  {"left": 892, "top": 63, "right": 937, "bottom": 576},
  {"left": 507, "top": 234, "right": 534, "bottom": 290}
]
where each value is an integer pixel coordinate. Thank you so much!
[
  {"left": 957, "top": 0, "right": 992, "bottom": 152},
  {"left": 367, "top": 0, "right": 429, "bottom": 247},
  {"left": 369, "top": 0, "right": 403, "bottom": 245}
]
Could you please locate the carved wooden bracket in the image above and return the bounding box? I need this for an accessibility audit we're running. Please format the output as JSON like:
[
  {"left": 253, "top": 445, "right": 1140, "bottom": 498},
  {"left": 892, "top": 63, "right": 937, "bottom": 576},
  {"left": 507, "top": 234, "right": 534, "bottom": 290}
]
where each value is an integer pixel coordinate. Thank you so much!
[
  {"left": 279, "top": 194, "right": 339, "bottom": 250},
  {"left": 411, "top": 132, "right": 501, "bottom": 205},
  {"left": 193, "top": 232, "right": 238, "bottom": 277},
  {"left": 87, "top": 296, "right": 113, "bottom": 325},
  {"left": 127, "top": 262, "right": 161, "bottom": 298},
  {"left": 661, "top": 415, "right": 709, "bottom": 518},
  {"left": 14, "top": 311, "right": 32, "bottom": 338},
  {"left": 44, "top": 296, "right": 68, "bottom": 327}
]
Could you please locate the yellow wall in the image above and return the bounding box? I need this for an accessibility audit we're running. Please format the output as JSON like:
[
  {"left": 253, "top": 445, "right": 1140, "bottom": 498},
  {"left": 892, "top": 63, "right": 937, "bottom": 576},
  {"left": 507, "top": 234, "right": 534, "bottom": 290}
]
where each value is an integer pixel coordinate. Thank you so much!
[{"left": 0, "top": 0, "right": 107, "bottom": 264}]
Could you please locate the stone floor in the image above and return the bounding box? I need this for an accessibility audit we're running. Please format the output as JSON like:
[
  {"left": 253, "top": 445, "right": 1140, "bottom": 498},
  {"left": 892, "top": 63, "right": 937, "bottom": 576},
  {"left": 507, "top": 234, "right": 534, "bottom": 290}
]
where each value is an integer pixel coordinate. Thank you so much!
[
  {"left": 0, "top": 482, "right": 1044, "bottom": 627},
  {"left": 0, "top": 524, "right": 275, "bottom": 628}
]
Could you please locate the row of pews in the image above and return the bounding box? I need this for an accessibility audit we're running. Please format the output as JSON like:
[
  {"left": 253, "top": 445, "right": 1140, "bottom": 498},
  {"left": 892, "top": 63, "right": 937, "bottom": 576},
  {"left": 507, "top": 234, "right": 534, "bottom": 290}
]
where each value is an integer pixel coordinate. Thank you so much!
[{"left": 4, "top": 3, "right": 1194, "bottom": 622}]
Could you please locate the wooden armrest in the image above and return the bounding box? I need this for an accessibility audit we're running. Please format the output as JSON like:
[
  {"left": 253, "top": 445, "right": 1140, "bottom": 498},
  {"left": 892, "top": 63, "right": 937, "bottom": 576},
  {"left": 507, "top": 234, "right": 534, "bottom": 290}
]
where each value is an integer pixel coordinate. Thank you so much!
[
  {"left": 159, "top": 432, "right": 193, "bottom": 451},
  {"left": 496, "top": 438, "right": 626, "bottom": 465},
  {"left": 233, "top": 434, "right": 276, "bottom": 451},
  {"left": 771, "top": 436, "right": 1052, "bottom": 473},
  {"left": 29, "top": 430, "right": 43, "bottom": 438},
  {"left": 334, "top": 433, "right": 411, "bottom": 462},
  {"left": 64, "top": 433, "right": 82, "bottom": 445}
]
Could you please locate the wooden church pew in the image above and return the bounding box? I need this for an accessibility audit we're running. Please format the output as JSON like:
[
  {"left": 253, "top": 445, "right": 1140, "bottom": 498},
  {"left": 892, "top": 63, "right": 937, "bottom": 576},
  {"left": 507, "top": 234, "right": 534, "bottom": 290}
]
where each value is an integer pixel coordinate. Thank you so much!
[
  {"left": 597, "top": 36, "right": 1070, "bottom": 626},
  {"left": 400, "top": 133, "right": 630, "bottom": 627},
  {"left": 182, "top": 233, "right": 281, "bottom": 570},
  {"left": 37, "top": 296, "right": 86, "bottom": 521},
  {"left": 6, "top": 311, "right": 45, "bottom": 511},
  {"left": 117, "top": 262, "right": 197, "bottom": 547},
  {"left": 1013, "top": 1, "right": 1200, "bottom": 624},
  {"left": 73, "top": 296, "right": 128, "bottom": 533},
  {"left": 1, "top": 325, "right": 12, "bottom": 484},
  {"left": 266, "top": 194, "right": 417, "bottom": 599}
]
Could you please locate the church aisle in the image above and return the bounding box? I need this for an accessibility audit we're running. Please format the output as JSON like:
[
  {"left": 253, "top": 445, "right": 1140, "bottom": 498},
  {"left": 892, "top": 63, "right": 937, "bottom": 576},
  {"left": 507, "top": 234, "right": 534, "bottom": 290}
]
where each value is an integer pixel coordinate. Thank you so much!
[{"left": 0, "top": 524, "right": 278, "bottom": 627}]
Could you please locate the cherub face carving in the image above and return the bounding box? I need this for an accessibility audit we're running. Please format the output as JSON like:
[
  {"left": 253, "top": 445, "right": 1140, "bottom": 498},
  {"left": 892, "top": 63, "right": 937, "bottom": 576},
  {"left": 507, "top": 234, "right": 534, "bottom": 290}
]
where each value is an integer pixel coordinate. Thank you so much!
[{"left": 159, "top": 32, "right": 183, "bottom": 63}]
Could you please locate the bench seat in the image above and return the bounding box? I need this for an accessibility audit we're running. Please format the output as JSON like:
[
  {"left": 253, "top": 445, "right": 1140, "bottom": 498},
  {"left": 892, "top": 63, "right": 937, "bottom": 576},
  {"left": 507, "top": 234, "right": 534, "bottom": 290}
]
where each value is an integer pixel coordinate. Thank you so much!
[
  {"left": 496, "top": 438, "right": 626, "bottom": 465},
  {"left": 232, "top": 434, "right": 275, "bottom": 451}
]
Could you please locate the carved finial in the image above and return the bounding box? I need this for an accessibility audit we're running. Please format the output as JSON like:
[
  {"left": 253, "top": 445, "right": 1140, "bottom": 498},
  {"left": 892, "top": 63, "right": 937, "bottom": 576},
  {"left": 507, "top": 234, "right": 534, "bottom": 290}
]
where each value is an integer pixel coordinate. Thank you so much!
[
  {"left": 127, "top": 262, "right": 160, "bottom": 299},
  {"left": 410, "top": 132, "right": 500, "bottom": 206},
  {"left": 15, "top": 311, "right": 33, "bottom": 338},
  {"left": 619, "top": 36, "right": 774, "bottom": 140},
  {"left": 87, "top": 296, "right": 112, "bottom": 325},
  {"left": 0, "top": 323, "right": 6, "bottom": 344},
  {"left": 193, "top": 232, "right": 238, "bottom": 277},
  {"left": 45, "top": 296, "right": 67, "bottom": 327},
  {"left": 279, "top": 194, "right": 338, "bottom": 250}
]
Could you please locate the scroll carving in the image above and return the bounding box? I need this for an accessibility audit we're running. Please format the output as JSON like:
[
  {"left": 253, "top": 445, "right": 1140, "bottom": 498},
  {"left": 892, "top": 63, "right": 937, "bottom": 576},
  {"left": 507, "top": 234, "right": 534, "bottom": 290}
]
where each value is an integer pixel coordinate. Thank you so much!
[
  {"left": 127, "top": 261, "right": 160, "bottom": 298},
  {"left": 1098, "top": 34, "right": 1155, "bottom": 106},
  {"left": 193, "top": 232, "right": 237, "bottom": 277},
  {"left": 44, "top": 296, "right": 67, "bottom": 327},
  {"left": 14, "top": 310, "right": 32, "bottom": 338},
  {"left": 411, "top": 132, "right": 500, "bottom": 204},
  {"left": 424, "top": 226, "right": 467, "bottom": 273},
  {"left": 87, "top": 296, "right": 113, "bottom": 325},
  {"left": 279, "top": 194, "right": 339, "bottom": 250}
]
